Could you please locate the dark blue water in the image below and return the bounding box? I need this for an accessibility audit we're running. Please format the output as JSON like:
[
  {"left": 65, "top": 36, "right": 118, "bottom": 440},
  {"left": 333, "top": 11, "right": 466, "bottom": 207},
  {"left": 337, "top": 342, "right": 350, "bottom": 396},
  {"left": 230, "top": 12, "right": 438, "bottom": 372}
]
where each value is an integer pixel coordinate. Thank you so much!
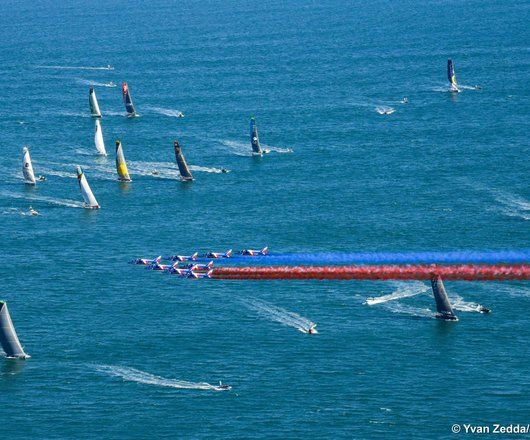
[{"left": 1, "top": 0, "right": 529, "bottom": 438}]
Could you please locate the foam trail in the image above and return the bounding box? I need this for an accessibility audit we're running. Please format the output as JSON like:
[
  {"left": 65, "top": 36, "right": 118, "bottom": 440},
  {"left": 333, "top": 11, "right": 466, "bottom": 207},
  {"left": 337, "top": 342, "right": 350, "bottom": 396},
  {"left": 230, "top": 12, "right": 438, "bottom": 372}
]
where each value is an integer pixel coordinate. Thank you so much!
[
  {"left": 459, "top": 84, "right": 481, "bottom": 90},
  {"left": 221, "top": 140, "right": 253, "bottom": 157},
  {"left": 36, "top": 65, "right": 114, "bottom": 71},
  {"left": 0, "top": 190, "right": 84, "bottom": 208},
  {"left": 264, "top": 145, "right": 294, "bottom": 154},
  {"left": 382, "top": 302, "right": 435, "bottom": 319},
  {"left": 189, "top": 165, "right": 224, "bottom": 174},
  {"left": 375, "top": 106, "right": 395, "bottom": 115},
  {"left": 491, "top": 189, "right": 530, "bottom": 221},
  {"left": 127, "top": 160, "right": 179, "bottom": 179},
  {"left": 36, "top": 167, "right": 76, "bottom": 179},
  {"left": 56, "top": 111, "right": 92, "bottom": 118},
  {"left": 232, "top": 250, "right": 530, "bottom": 265},
  {"left": 365, "top": 281, "right": 428, "bottom": 305},
  {"left": 449, "top": 293, "right": 489, "bottom": 313},
  {"left": 96, "top": 365, "right": 224, "bottom": 391},
  {"left": 242, "top": 298, "right": 315, "bottom": 333},
  {"left": 144, "top": 106, "right": 184, "bottom": 118},
  {"left": 77, "top": 79, "right": 116, "bottom": 87}
]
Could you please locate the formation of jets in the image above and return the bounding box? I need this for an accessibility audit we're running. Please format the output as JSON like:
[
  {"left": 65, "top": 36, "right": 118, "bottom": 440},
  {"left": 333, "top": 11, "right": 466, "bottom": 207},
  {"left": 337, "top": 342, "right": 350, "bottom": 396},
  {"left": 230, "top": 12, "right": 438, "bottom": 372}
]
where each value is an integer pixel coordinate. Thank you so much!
[{"left": 130, "top": 246, "right": 269, "bottom": 279}]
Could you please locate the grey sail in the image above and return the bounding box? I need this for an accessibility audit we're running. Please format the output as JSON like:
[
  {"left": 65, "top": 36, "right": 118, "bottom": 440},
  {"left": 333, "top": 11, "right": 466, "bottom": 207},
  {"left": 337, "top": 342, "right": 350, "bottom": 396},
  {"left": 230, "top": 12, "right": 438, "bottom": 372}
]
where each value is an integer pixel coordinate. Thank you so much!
[
  {"left": 89, "top": 87, "right": 102, "bottom": 118},
  {"left": 431, "top": 274, "right": 458, "bottom": 321},
  {"left": 0, "top": 301, "right": 29, "bottom": 359},
  {"left": 173, "top": 140, "right": 193, "bottom": 181}
]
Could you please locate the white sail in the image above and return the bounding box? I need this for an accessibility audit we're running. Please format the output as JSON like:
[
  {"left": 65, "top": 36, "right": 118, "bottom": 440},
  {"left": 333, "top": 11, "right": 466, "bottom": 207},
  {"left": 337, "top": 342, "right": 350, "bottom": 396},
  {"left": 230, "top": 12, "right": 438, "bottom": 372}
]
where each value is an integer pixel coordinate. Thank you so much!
[
  {"left": 94, "top": 119, "right": 107, "bottom": 156},
  {"left": 89, "top": 87, "right": 102, "bottom": 117},
  {"left": 0, "top": 301, "right": 29, "bottom": 359},
  {"left": 76, "top": 166, "right": 100, "bottom": 209},
  {"left": 22, "top": 147, "right": 37, "bottom": 185}
]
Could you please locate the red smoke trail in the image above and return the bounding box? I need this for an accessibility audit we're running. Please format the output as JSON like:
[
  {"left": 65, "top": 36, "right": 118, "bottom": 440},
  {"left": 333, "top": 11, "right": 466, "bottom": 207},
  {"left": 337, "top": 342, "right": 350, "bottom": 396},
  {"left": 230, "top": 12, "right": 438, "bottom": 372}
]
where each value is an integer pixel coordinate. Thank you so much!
[{"left": 212, "top": 265, "right": 530, "bottom": 281}]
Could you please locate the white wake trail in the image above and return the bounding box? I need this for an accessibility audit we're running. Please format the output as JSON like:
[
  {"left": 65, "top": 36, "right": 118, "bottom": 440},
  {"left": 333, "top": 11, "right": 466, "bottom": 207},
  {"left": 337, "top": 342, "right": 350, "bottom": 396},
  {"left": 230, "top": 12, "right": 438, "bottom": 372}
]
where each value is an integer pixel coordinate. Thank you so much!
[
  {"left": 449, "top": 293, "right": 490, "bottom": 313},
  {"left": 36, "top": 65, "right": 114, "bottom": 71},
  {"left": 96, "top": 365, "right": 225, "bottom": 391},
  {"left": 189, "top": 165, "right": 224, "bottom": 174},
  {"left": 365, "top": 281, "right": 429, "bottom": 305},
  {"left": 221, "top": 140, "right": 253, "bottom": 157},
  {"left": 0, "top": 190, "right": 84, "bottom": 208},
  {"left": 76, "top": 79, "right": 116, "bottom": 87},
  {"left": 375, "top": 106, "right": 395, "bottom": 115},
  {"left": 383, "top": 302, "right": 435, "bottom": 319},
  {"left": 243, "top": 298, "right": 316, "bottom": 333},
  {"left": 491, "top": 189, "right": 530, "bottom": 220},
  {"left": 144, "top": 106, "right": 185, "bottom": 118}
]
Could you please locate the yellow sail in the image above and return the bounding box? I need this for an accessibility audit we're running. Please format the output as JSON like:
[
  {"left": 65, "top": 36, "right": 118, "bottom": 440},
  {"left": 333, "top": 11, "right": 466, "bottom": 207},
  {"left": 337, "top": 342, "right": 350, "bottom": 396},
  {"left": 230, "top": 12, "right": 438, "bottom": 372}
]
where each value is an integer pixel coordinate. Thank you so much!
[{"left": 115, "top": 140, "right": 131, "bottom": 181}]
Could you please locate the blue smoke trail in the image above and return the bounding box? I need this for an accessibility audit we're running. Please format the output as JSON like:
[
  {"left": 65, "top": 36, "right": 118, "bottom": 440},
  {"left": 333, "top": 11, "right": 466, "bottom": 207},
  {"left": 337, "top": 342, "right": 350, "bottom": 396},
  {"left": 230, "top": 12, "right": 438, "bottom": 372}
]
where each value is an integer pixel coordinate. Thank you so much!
[{"left": 223, "top": 249, "right": 530, "bottom": 266}]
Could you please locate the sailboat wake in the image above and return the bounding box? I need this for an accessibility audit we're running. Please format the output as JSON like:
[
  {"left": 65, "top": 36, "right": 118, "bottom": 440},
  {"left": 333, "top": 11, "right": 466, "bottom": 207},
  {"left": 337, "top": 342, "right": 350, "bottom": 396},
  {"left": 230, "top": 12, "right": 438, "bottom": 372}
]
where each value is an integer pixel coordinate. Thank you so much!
[
  {"left": 144, "top": 106, "right": 185, "bottom": 118},
  {"left": 221, "top": 140, "right": 254, "bottom": 156},
  {"left": 364, "top": 281, "right": 429, "bottom": 305},
  {"left": 382, "top": 302, "right": 435, "bottom": 319},
  {"left": 189, "top": 165, "right": 225, "bottom": 174},
  {"left": 96, "top": 365, "right": 227, "bottom": 391},
  {"left": 0, "top": 190, "right": 85, "bottom": 208},
  {"left": 264, "top": 145, "right": 294, "bottom": 154},
  {"left": 36, "top": 65, "right": 114, "bottom": 71},
  {"left": 242, "top": 298, "right": 316, "bottom": 333}
]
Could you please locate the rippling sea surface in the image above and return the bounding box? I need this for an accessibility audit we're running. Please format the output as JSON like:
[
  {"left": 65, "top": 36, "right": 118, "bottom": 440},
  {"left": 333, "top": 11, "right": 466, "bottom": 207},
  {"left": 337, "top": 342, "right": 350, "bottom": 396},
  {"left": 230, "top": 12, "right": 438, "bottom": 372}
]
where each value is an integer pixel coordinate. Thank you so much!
[{"left": 1, "top": 0, "right": 529, "bottom": 438}]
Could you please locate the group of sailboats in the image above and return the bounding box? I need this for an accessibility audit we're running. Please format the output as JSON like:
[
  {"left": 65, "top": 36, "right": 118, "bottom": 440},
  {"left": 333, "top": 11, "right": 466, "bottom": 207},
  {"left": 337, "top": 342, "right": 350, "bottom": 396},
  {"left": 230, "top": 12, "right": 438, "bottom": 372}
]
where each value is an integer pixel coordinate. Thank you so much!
[{"left": 89, "top": 82, "right": 137, "bottom": 118}]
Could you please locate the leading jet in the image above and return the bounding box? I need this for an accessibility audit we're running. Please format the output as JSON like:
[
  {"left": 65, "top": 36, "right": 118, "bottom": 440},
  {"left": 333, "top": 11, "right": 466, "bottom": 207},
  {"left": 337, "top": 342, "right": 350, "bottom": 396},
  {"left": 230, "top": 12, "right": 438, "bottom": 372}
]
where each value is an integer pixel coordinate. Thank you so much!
[
  {"left": 130, "top": 256, "right": 162, "bottom": 265},
  {"left": 237, "top": 247, "right": 268, "bottom": 256}
]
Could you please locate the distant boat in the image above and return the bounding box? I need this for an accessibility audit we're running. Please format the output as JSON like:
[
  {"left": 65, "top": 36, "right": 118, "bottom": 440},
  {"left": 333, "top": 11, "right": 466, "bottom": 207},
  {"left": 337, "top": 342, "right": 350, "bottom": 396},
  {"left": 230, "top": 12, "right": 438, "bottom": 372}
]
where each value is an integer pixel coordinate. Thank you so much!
[
  {"left": 22, "top": 146, "right": 37, "bottom": 185},
  {"left": 447, "top": 59, "right": 460, "bottom": 93},
  {"left": 115, "top": 140, "right": 131, "bottom": 182},
  {"left": 122, "top": 82, "right": 137, "bottom": 117},
  {"left": 76, "top": 166, "right": 100, "bottom": 209},
  {"left": 94, "top": 119, "right": 107, "bottom": 156},
  {"left": 173, "top": 140, "right": 193, "bottom": 181},
  {"left": 250, "top": 117, "right": 262, "bottom": 155},
  {"left": 0, "top": 300, "right": 29, "bottom": 359},
  {"left": 89, "top": 86, "right": 102, "bottom": 118}
]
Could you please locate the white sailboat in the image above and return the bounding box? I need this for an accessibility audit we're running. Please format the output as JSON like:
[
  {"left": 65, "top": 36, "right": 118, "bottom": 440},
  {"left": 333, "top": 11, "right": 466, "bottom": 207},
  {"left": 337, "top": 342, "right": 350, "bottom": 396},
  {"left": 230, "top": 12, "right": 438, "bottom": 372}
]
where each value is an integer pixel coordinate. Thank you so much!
[
  {"left": 89, "top": 86, "right": 102, "bottom": 117},
  {"left": 0, "top": 301, "right": 29, "bottom": 359},
  {"left": 22, "top": 146, "right": 37, "bottom": 185},
  {"left": 76, "top": 166, "right": 100, "bottom": 209},
  {"left": 94, "top": 119, "right": 107, "bottom": 156}
]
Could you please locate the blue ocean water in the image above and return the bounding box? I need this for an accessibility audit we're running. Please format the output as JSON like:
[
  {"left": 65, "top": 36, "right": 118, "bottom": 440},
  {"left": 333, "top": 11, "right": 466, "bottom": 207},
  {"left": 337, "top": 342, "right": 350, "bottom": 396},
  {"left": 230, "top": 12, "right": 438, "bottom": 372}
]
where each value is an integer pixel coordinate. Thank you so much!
[{"left": 1, "top": 0, "right": 529, "bottom": 438}]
